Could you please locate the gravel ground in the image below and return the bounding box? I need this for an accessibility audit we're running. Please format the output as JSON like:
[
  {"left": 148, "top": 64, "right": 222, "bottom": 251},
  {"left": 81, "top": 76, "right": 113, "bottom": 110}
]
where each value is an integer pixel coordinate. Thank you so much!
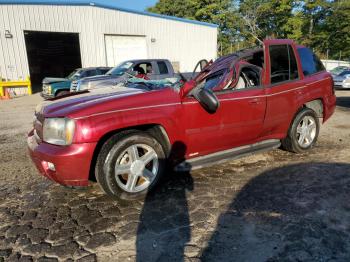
[{"left": 0, "top": 91, "right": 349, "bottom": 261}]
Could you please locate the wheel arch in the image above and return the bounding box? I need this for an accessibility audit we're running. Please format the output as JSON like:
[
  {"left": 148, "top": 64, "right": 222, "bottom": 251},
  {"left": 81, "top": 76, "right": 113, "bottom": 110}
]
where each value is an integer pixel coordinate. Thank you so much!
[
  {"left": 304, "top": 98, "right": 324, "bottom": 118},
  {"left": 88, "top": 124, "right": 171, "bottom": 182},
  {"left": 55, "top": 89, "right": 70, "bottom": 96}
]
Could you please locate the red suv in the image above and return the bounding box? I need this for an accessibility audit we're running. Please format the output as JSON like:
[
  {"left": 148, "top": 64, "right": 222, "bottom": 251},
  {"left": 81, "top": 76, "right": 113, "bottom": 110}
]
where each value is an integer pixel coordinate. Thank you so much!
[{"left": 28, "top": 39, "right": 336, "bottom": 200}]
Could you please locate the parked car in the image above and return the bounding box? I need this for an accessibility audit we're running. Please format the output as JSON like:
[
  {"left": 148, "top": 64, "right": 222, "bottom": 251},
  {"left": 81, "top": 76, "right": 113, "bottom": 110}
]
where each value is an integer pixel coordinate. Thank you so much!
[
  {"left": 340, "top": 77, "right": 350, "bottom": 89},
  {"left": 332, "top": 69, "right": 350, "bottom": 88},
  {"left": 41, "top": 67, "right": 111, "bottom": 99},
  {"left": 70, "top": 59, "right": 177, "bottom": 92},
  {"left": 329, "top": 66, "right": 350, "bottom": 76},
  {"left": 28, "top": 39, "right": 336, "bottom": 200}
]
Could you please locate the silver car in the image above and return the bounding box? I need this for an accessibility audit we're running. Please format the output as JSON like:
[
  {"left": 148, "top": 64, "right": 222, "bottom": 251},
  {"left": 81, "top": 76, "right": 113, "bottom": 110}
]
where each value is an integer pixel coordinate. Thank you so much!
[{"left": 333, "top": 69, "right": 350, "bottom": 88}]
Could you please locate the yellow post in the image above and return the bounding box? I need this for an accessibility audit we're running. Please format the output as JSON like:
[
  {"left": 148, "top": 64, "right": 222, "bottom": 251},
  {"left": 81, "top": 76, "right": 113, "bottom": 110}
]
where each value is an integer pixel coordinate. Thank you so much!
[
  {"left": 0, "top": 78, "right": 3, "bottom": 97},
  {"left": 26, "top": 76, "right": 32, "bottom": 95}
]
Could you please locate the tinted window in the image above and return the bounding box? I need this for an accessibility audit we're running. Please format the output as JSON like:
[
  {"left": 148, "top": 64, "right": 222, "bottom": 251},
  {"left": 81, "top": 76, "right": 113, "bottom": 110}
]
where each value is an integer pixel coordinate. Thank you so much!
[
  {"left": 297, "top": 47, "right": 325, "bottom": 76},
  {"left": 84, "top": 70, "right": 97, "bottom": 77},
  {"left": 270, "top": 45, "right": 299, "bottom": 84},
  {"left": 203, "top": 71, "right": 225, "bottom": 90},
  {"left": 157, "top": 61, "right": 169, "bottom": 75},
  {"left": 99, "top": 68, "right": 110, "bottom": 75}
]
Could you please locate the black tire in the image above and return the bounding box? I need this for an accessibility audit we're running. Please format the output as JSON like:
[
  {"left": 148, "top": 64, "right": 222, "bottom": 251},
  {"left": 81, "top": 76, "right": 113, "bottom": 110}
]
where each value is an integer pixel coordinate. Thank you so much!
[
  {"left": 282, "top": 108, "right": 320, "bottom": 153},
  {"left": 56, "top": 90, "right": 70, "bottom": 97},
  {"left": 95, "top": 131, "right": 166, "bottom": 200}
]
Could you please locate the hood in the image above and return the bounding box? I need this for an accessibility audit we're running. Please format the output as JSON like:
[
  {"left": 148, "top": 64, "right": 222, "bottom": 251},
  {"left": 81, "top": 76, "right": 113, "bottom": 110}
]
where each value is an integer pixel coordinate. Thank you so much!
[
  {"left": 37, "top": 87, "right": 144, "bottom": 118},
  {"left": 42, "top": 77, "right": 68, "bottom": 84}
]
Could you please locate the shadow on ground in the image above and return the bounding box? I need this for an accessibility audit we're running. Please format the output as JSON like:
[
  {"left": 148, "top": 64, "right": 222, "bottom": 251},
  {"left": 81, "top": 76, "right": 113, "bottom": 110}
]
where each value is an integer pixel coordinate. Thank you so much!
[
  {"left": 200, "top": 162, "right": 350, "bottom": 261},
  {"left": 336, "top": 96, "right": 350, "bottom": 109}
]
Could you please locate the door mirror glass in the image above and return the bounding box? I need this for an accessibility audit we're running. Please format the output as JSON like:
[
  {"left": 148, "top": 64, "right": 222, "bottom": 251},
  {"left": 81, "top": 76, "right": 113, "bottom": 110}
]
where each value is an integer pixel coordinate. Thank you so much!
[{"left": 193, "top": 88, "right": 219, "bottom": 114}]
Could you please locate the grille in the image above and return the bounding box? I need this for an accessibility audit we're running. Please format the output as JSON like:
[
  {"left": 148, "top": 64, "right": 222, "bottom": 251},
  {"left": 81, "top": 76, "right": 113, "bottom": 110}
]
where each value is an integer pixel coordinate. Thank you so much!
[{"left": 70, "top": 80, "right": 79, "bottom": 91}]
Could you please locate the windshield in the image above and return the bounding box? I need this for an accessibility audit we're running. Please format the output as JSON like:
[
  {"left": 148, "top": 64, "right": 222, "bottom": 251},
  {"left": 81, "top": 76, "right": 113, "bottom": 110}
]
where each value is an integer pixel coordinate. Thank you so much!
[
  {"left": 330, "top": 67, "right": 348, "bottom": 75},
  {"left": 67, "top": 69, "right": 82, "bottom": 80},
  {"left": 106, "top": 61, "right": 134, "bottom": 76}
]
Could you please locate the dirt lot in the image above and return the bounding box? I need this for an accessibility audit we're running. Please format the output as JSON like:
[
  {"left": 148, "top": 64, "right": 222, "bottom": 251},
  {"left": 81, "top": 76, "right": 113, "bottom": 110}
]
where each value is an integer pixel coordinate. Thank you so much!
[{"left": 0, "top": 91, "right": 350, "bottom": 261}]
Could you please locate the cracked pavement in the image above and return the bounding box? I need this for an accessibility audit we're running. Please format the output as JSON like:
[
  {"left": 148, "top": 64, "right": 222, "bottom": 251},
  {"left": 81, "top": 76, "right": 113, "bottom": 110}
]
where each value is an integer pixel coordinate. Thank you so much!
[{"left": 0, "top": 91, "right": 350, "bottom": 261}]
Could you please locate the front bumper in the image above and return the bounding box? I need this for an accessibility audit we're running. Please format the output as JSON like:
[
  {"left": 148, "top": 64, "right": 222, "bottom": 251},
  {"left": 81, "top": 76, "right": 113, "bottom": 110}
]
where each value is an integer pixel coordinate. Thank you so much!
[
  {"left": 27, "top": 130, "right": 97, "bottom": 187},
  {"left": 40, "top": 92, "right": 54, "bottom": 99}
]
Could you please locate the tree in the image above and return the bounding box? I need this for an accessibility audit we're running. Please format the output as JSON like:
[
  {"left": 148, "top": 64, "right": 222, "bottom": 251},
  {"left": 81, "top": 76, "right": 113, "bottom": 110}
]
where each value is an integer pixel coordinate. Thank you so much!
[
  {"left": 147, "top": 0, "right": 241, "bottom": 55},
  {"left": 148, "top": 0, "right": 350, "bottom": 59}
]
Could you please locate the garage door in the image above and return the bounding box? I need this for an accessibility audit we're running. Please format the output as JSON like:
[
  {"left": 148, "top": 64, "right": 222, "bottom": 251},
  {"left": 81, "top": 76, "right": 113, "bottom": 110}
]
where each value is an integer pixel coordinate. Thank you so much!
[{"left": 105, "top": 35, "right": 148, "bottom": 67}]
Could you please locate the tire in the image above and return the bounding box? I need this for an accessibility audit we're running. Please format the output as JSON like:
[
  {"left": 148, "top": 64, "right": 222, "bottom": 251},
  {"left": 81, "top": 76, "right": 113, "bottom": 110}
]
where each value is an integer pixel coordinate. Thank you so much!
[
  {"left": 56, "top": 90, "right": 70, "bottom": 97},
  {"left": 95, "top": 131, "right": 166, "bottom": 200},
  {"left": 282, "top": 108, "right": 320, "bottom": 153}
]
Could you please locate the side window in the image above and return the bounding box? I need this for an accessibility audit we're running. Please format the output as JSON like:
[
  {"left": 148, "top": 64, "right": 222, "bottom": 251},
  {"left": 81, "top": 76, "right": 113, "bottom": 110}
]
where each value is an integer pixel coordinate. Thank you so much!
[
  {"left": 297, "top": 47, "right": 325, "bottom": 76},
  {"left": 99, "top": 69, "right": 109, "bottom": 75},
  {"left": 84, "top": 70, "right": 97, "bottom": 77},
  {"left": 157, "top": 61, "right": 169, "bottom": 75},
  {"left": 134, "top": 63, "right": 152, "bottom": 74},
  {"left": 269, "top": 44, "right": 298, "bottom": 84},
  {"left": 202, "top": 70, "right": 225, "bottom": 91}
]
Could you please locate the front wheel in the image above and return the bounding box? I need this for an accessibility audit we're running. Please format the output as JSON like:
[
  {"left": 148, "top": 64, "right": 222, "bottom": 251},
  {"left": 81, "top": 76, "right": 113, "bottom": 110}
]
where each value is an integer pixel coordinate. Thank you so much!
[
  {"left": 95, "top": 131, "right": 166, "bottom": 200},
  {"left": 282, "top": 108, "right": 320, "bottom": 153}
]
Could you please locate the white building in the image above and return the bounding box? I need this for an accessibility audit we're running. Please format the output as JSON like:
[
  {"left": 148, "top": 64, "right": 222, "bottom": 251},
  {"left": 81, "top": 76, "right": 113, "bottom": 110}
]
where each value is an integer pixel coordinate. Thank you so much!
[{"left": 0, "top": 1, "right": 217, "bottom": 89}]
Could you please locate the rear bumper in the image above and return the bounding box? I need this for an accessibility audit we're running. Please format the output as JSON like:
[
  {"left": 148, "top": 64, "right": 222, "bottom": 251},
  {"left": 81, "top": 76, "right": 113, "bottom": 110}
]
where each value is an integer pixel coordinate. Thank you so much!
[
  {"left": 323, "top": 94, "right": 336, "bottom": 123},
  {"left": 27, "top": 131, "right": 97, "bottom": 187}
]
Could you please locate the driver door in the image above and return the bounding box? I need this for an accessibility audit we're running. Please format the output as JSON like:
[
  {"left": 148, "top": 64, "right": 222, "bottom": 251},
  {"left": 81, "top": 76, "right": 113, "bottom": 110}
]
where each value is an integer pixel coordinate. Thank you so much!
[{"left": 181, "top": 68, "right": 266, "bottom": 158}]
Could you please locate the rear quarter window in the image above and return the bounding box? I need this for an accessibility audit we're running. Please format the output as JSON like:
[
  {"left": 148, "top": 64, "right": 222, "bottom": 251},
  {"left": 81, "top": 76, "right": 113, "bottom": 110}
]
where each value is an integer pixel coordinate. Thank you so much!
[
  {"left": 297, "top": 47, "right": 325, "bottom": 76},
  {"left": 157, "top": 61, "right": 169, "bottom": 75}
]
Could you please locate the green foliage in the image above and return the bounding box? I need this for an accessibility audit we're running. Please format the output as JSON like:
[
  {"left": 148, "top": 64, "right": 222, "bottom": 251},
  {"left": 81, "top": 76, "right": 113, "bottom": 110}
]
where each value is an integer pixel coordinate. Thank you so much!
[{"left": 147, "top": 0, "right": 350, "bottom": 60}]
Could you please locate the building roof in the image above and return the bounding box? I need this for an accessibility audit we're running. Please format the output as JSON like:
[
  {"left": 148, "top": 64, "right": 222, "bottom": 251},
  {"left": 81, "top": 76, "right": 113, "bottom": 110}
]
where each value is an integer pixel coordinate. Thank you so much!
[{"left": 0, "top": 0, "right": 218, "bottom": 28}]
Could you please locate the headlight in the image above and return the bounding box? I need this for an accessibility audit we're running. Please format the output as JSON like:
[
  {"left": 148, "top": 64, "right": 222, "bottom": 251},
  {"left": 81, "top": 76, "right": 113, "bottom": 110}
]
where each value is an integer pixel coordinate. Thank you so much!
[
  {"left": 43, "top": 84, "right": 52, "bottom": 94},
  {"left": 43, "top": 118, "right": 75, "bottom": 145},
  {"left": 78, "top": 81, "right": 90, "bottom": 91}
]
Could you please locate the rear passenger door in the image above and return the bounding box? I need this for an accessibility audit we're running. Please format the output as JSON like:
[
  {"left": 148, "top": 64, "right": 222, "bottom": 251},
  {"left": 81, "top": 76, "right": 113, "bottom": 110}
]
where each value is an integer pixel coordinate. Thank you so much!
[{"left": 262, "top": 40, "right": 303, "bottom": 137}]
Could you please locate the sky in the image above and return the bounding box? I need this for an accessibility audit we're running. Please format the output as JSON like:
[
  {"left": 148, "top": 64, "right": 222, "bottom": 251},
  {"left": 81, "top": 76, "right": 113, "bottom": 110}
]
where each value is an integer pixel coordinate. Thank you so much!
[
  {"left": 110, "top": 0, "right": 158, "bottom": 11},
  {"left": 0, "top": 0, "right": 159, "bottom": 11}
]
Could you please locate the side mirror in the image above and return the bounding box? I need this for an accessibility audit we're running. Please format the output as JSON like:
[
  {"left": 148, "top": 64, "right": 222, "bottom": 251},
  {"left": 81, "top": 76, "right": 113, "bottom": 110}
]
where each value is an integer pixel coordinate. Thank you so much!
[{"left": 193, "top": 88, "right": 220, "bottom": 114}]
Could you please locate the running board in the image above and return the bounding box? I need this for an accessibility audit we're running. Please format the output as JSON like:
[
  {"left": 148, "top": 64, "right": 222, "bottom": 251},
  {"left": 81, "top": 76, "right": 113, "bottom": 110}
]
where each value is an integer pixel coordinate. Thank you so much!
[{"left": 174, "top": 139, "right": 281, "bottom": 172}]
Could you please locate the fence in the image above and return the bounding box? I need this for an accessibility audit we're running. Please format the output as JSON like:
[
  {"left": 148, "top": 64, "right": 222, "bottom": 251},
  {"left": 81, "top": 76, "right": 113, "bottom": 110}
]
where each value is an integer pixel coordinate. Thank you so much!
[
  {"left": 321, "top": 60, "right": 350, "bottom": 71},
  {"left": 0, "top": 77, "right": 32, "bottom": 99}
]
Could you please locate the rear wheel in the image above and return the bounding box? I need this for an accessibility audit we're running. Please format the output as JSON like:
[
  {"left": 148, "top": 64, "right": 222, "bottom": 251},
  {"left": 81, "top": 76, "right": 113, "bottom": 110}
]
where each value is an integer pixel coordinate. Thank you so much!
[
  {"left": 95, "top": 131, "right": 166, "bottom": 199},
  {"left": 282, "top": 108, "right": 320, "bottom": 153}
]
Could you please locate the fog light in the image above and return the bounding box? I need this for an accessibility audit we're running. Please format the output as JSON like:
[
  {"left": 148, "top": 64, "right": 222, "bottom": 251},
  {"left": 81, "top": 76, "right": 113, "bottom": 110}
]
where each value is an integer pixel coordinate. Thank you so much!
[
  {"left": 47, "top": 162, "right": 56, "bottom": 171},
  {"left": 42, "top": 161, "right": 56, "bottom": 171}
]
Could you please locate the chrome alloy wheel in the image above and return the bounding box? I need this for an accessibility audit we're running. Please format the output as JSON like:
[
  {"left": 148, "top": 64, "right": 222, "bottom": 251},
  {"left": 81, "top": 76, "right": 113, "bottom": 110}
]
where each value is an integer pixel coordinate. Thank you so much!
[
  {"left": 114, "top": 144, "right": 159, "bottom": 193},
  {"left": 296, "top": 115, "right": 317, "bottom": 148}
]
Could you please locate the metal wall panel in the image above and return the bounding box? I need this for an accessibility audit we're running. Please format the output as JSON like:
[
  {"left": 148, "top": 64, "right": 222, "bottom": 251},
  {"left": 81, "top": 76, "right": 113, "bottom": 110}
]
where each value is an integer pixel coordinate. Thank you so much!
[{"left": 0, "top": 4, "right": 217, "bottom": 80}]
